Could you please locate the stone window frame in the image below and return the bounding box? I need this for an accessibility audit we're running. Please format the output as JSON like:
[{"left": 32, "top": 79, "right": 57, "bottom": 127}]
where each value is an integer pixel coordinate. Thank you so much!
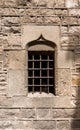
[{"left": 26, "top": 34, "right": 57, "bottom": 95}]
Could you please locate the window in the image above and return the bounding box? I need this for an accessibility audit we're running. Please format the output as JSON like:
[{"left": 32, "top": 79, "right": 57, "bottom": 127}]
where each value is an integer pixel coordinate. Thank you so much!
[
  {"left": 27, "top": 34, "right": 56, "bottom": 95},
  {"left": 28, "top": 51, "right": 55, "bottom": 94}
]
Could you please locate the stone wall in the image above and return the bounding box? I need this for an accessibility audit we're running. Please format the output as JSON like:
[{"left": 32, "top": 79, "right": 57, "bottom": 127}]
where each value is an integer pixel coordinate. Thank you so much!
[{"left": 0, "top": 0, "right": 80, "bottom": 129}]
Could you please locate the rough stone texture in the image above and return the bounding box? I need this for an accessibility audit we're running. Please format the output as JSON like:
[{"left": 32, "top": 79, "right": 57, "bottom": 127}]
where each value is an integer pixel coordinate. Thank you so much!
[
  {"left": 8, "top": 70, "right": 26, "bottom": 97},
  {"left": 33, "top": 120, "right": 56, "bottom": 129},
  {"left": 56, "top": 68, "right": 71, "bottom": 96},
  {"left": 0, "top": 0, "right": 80, "bottom": 129}
]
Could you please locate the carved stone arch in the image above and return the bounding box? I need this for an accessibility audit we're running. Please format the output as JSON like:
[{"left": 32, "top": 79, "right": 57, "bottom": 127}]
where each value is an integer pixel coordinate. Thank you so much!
[{"left": 26, "top": 34, "right": 57, "bottom": 51}]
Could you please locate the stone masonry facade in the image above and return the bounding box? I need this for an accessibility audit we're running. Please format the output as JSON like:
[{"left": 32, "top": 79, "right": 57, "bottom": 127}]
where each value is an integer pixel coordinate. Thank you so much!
[{"left": 0, "top": 0, "right": 80, "bottom": 130}]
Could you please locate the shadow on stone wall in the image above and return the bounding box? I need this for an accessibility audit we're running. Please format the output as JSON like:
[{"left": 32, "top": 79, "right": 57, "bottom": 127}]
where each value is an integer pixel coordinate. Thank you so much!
[{"left": 67, "top": 28, "right": 80, "bottom": 129}]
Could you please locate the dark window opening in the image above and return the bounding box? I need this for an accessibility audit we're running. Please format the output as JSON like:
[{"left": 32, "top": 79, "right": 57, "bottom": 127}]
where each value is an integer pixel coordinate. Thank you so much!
[{"left": 28, "top": 51, "right": 55, "bottom": 94}]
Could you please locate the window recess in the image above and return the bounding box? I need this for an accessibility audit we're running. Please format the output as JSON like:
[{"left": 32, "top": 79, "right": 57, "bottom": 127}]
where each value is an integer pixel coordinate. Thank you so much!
[{"left": 28, "top": 51, "right": 55, "bottom": 94}]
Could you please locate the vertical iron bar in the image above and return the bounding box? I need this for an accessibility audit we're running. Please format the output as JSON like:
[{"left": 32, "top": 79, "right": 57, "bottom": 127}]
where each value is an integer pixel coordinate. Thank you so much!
[
  {"left": 40, "top": 54, "right": 42, "bottom": 93},
  {"left": 32, "top": 54, "right": 34, "bottom": 94},
  {"left": 47, "top": 55, "right": 49, "bottom": 94}
]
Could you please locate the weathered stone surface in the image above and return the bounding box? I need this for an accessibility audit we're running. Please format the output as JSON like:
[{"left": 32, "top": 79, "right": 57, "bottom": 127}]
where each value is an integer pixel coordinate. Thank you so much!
[
  {"left": 2, "top": 17, "right": 21, "bottom": 25},
  {"left": 7, "top": 35, "right": 21, "bottom": 49},
  {"left": 33, "top": 120, "right": 56, "bottom": 129},
  {"left": 57, "top": 120, "right": 69, "bottom": 130},
  {"left": 8, "top": 70, "right": 26, "bottom": 97},
  {"left": 57, "top": 51, "right": 73, "bottom": 68},
  {"left": 71, "top": 86, "right": 78, "bottom": 98},
  {"left": 51, "top": 109, "right": 75, "bottom": 118},
  {"left": 69, "top": 9, "right": 80, "bottom": 16},
  {"left": 13, "top": 97, "right": 71, "bottom": 108},
  {"left": 0, "top": 121, "right": 14, "bottom": 129},
  {"left": 0, "top": 96, "right": 13, "bottom": 107},
  {"left": 72, "top": 75, "right": 80, "bottom": 86},
  {"left": 61, "top": 17, "right": 78, "bottom": 25},
  {"left": 0, "top": 109, "right": 36, "bottom": 119},
  {"left": 37, "top": 109, "right": 50, "bottom": 119},
  {"left": 2, "top": 26, "right": 21, "bottom": 36},
  {"left": 14, "top": 120, "right": 33, "bottom": 130},
  {"left": 56, "top": 68, "right": 71, "bottom": 96},
  {"left": 8, "top": 50, "right": 25, "bottom": 69}
]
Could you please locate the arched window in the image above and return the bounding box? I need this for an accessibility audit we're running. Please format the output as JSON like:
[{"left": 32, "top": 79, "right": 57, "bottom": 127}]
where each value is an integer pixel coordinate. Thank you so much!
[{"left": 27, "top": 34, "right": 56, "bottom": 95}]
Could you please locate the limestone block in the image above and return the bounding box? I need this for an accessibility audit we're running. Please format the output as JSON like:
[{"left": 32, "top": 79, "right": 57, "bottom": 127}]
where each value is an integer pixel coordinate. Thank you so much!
[
  {"left": 19, "top": 109, "right": 36, "bottom": 119},
  {"left": 25, "top": 8, "right": 55, "bottom": 16},
  {"left": 3, "top": 51, "right": 9, "bottom": 69},
  {"left": 4, "top": 0, "right": 17, "bottom": 6},
  {"left": 72, "top": 76, "right": 80, "bottom": 86},
  {"left": 61, "top": 27, "right": 68, "bottom": 36},
  {"left": 0, "top": 0, "right": 4, "bottom": 6},
  {"left": 54, "top": 0, "right": 65, "bottom": 7},
  {"left": 54, "top": 9, "right": 68, "bottom": 16},
  {"left": 2, "top": 17, "right": 21, "bottom": 25},
  {"left": 61, "top": 17, "right": 78, "bottom": 25},
  {"left": 61, "top": 35, "right": 79, "bottom": 51},
  {"left": 0, "top": 109, "right": 20, "bottom": 119},
  {"left": 7, "top": 35, "right": 21, "bottom": 49},
  {"left": 0, "top": 109, "right": 36, "bottom": 120},
  {"left": 0, "top": 53, "right": 3, "bottom": 61},
  {"left": 69, "top": 9, "right": 80, "bottom": 16},
  {"left": 2, "top": 26, "right": 21, "bottom": 35},
  {"left": 8, "top": 70, "right": 26, "bottom": 97},
  {"left": 0, "top": 73, "right": 7, "bottom": 82},
  {"left": 37, "top": 109, "right": 50, "bottom": 119},
  {"left": 8, "top": 50, "right": 25, "bottom": 69},
  {"left": 14, "top": 121, "right": 33, "bottom": 130},
  {"left": 33, "top": 120, "right": 56, "bottom": 129},
  {"left": 16, "top": 0, "right": 28, "bottom": 6},
  {"left": 0, "top": 62, "right": 2, "bottom": 70},
  {"left": 0, "top": 121, "right": 14, "bottom": 129},
  {"left": 44, "top": 16, "right": 61, "bottom": 24},
  {"left": 13, "top": 97, "right": 71, "bottom": 108},
  {"left": 51, "top": 109, "right": 75, "bottom": 118},
  {"left": 56, "top": 68, "right": 71, "bottom": 96},
  {"left": 57, "top": 51, "right": 73, "bottom": 68},
  {"left": 57, "top": 120, "right": 69, "bottom": 130},
  {"left": 0, "top": 96, "right": 13, "bottom": 107},
  {"left": 65, "top": 0, "right": 79, "bottom": 8},
  {"left": 71, "top": 86, "right": 78, "bottom": 98}
]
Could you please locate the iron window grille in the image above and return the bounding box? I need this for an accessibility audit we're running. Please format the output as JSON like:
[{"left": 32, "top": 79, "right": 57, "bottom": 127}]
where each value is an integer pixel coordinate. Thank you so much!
[{"left": 28, "top": 51, "right": 55, "bottom": 94}]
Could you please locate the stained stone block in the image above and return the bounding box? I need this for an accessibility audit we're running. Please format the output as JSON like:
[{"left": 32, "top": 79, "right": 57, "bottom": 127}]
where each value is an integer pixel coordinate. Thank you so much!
[
  {"left": 8, "top": 50, "right": 25, "bottom": 69},
  {"left": 8, "top": 70, "right": 26, "bottom": 97},
  {"left": 4, "top": 0, "right": 16, "bottom": 6},
  {"left": 57, "top": 120, "right": 70, "bottom": 130},
  {"left": 72, "top": 76, "right": 80, "bottom": 86},
  {"left": 51, "top": 109, "right": 76, "bottom": 118},
  {"left": 69, "top": 9, "right": 80, "bottom": 16},
  {"left": 14, "top": 121, "right": 33, "bottom": 130},
  {"left": 33, "top": 120, "right": 56, "bottom": 129},
  {"left": 56, "top": 68, "right": 71, "bottom": 96},
  {"left": 0, "top": 121, "right": 14, "bottom": 129},
  {"left": 2, "top": 17, "right": 20, "bottom": 25},
  {"left": 13, "top": 97, "right": 71, "bottom": 108},
  {"left": 0, "top": 96, "right": 13, "bottom": 107},
  {"left": 71, "top": 86, "right": 78, "bottom": 98},
  {"left": 57, "top": 51, "right": 73, "bottom": 68},
  {"left": 37, "top": 109, "right": 50, "bottom": 119},
  {"left": 19, "top": 109, "right": 36, "bottom": 119},
  {"left": 0, "top": 108, "right": 36, "bottom": 120}
]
